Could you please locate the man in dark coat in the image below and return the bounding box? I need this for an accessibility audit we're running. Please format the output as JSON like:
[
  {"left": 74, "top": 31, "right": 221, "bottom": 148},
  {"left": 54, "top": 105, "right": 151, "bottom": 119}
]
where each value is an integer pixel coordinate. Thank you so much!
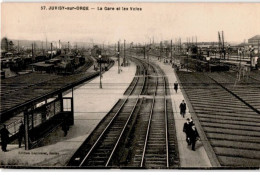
[
  {"left": 190, "top": 125, "right": 200, "bottom": 151},
  {"left": 183, "top": 118, "right": 191, "bottom": 145},
  {"left": 174, "top": 81, "right": 178, "bottom": 93},
  {"left": 62, "top": 118, "right": 69, "bottom": 137},
  {"left": 0, "top": 124, "right": 10, "bottom": 152},
  {"left": 18, "top": 122, "right": 25, "bottom": 148},
  {"left": 179, "top": 100, "right": 186, "bottom": 118}
]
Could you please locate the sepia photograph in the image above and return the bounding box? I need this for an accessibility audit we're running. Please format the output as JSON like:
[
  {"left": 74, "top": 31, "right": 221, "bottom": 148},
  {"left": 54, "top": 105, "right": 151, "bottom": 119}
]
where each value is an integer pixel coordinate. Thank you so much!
[{"left": 0, "top": 2, "right": 260, "bottom": 169}]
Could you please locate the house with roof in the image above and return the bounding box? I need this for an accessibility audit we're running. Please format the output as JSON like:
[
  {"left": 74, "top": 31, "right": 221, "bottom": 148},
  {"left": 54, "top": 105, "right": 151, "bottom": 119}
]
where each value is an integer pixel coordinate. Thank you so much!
[{"left": 248, "top": 35, "right": 260, "bottom": 46}]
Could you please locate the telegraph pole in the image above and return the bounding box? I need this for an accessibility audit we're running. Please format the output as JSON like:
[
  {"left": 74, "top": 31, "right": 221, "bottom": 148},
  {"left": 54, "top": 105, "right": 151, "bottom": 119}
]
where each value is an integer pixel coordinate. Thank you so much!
[
  {"left": 160, "top": 41, "right": 162, "bottom": 59},
  {"left": 258, "top": 40, "right": 260, "bottom": 59},
  {"left": 148, "top": 45, "right": 150, "bottom": 72},
  {"left": 144, "top": 45, "right": 146, "bottom": 60},
  {"left": 42, "top": 41, "right": 44, "bottom": 55},
  {"left": 18, "top": 41, "right": 19, "bottom": 52},
  {"left": 46, "top": 38, "right": 47, "bottom": 52},
  {"left": 99, "top": 54, "right": 102, "bottom": 89},
  {"left": 51, "top": 42, "right": 53, "bottom": 59},
  {"left": 118, "top": 41, "right": 120, "bottom": 74},
  {"left": 123, "top": 39, "right": 126, "bottom": 66},
  {"left": 180, "top": 38, "right": 182, "bottom": 53},
  {"left": 32, "top": 43, "right": 35, "bottom": 61},
  {"left": 171, "top": 40, "right": 173, "bottom": 63}
]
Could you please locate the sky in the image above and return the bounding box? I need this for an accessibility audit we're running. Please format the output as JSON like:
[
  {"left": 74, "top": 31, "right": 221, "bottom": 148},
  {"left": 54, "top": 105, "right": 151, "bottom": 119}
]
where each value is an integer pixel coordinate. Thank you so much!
[{"left": 1, "top": 3, "right": 260, "bottom": 45}]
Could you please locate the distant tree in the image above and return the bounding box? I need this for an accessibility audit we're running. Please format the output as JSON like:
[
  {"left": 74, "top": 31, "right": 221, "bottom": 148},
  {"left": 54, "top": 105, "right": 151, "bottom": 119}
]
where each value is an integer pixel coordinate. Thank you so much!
[{"left": 1, "top": 37, "right": 9, "bottom": 51}]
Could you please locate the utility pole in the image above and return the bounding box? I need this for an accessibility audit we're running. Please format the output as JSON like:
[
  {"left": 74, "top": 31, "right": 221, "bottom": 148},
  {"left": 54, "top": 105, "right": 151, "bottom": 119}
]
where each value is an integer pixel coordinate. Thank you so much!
[
  {"left": 160, "top": 41, "right": 162, "bottom": 59},
  {"left": 46, "top": 38, "right": 47, "bottom": 52},
  {"left": 222, "top": 31, "right": 225, "bottom": 59},
  {"left": 171, "top": 39, "right": 173, "bottom": 63},
  {"left": 18, "top": 41, "right": 19, "bottom": 52},
  {"left": 257, "top": 40, "right": 260, "bottom": 59},
  {"left": 123, "top": 39, "right": 126, "bottom": 66},
  {"left": 218, "top": 31, "right": 222, "bottom": 59},
  {"left": 144, "top": 45, "right": 146, "bottom": 60},
  {"left": 68, "top": 41, "right": 70, "bottom": 53},
  {"left": 99, "top": 54, "right": 102, "bottom": 89},
  {"left": 51, "top": 42, "right": 53, "bottom": 59},
  {"left": 180, "top": 38, "right": 182, "bottom": 53},
  {"left": 118, "top": 41, "right": 120, "bottom": 74},
  {"left": 187, "top": 48, "right": 189, "bottom": 71},
  {"left": 148, "top": 45, "right": 150, "bottom": 72},
  {"left": 32, "top": 43, "right": 35, "bottom": 61},
  {"left": 42, "top": 41, "right": 44, "bottom": 55},
  {"left": 173, "top": 40, "right": 176, "bottom": 63}
]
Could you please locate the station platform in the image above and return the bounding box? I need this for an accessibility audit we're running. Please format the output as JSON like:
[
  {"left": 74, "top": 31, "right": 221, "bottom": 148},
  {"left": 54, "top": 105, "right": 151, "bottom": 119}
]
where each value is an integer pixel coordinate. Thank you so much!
[
  {"left": 0, "top": 57, "right": 136, "bottom": 167},
  {"left": 149, "top": 56, "right": 212, "bottom": 168}
]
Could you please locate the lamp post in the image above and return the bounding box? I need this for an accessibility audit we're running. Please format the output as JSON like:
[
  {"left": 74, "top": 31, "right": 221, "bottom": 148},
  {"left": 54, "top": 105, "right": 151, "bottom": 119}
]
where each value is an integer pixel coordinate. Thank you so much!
[{"left": 99, "top": 54, "right": 102, "bottom": 89}]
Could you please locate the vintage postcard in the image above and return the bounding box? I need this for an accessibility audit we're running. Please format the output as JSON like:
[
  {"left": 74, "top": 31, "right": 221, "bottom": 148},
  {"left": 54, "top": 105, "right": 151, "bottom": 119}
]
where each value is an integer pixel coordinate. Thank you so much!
[{"left": 0, "top": 2, "right": 260, "bottom": 169}]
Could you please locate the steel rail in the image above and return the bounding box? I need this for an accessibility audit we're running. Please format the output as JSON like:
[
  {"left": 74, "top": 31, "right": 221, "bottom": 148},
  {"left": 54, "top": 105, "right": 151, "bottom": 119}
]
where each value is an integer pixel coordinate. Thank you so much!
[
  {"left": 140, "top": 69, "right": 159, "bottom": 167},
  {"left": 129, "top": 76, "right": 140, "bottom": 95},
  {"left": 163, "top": 75, "right": 169, "bottom": 168},
  {"left": 153, "top": 62, "right": 169, "bottom": 167},
  {"left": 105, "top": 98, "right": 139, "bottom": 167},
  {"left": 78, "top": 98, "right": 128, "bottom": 167},
  {"left": 140, "top": 93, "right": 155, "bottom": 167}
]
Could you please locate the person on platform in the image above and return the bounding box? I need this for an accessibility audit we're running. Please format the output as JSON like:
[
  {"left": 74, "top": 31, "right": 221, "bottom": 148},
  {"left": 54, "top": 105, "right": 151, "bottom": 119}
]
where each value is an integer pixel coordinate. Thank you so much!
[
  {"left": 189, "top": 117, "right": 194, "bottom": 126},
  {"left": 183, "top": 118, "right": 192, "bottom": 145},
  {"left": 179, "top": 100, "right": 187, "bottom": 118},
  {"left": 0, "top": 124, "right": 10, "bottom": 152},
  {"left": 174, "top": 81, "right": 178, "bottom": 93},
  {"left": 62, "top": 119, "right": 69, "bottom": 137},
  {"left": 190, "top": 124, "right": 200, "bottom": 151},
  {"left": 18, "top": 122, "right": 25, "bottom": 148}
]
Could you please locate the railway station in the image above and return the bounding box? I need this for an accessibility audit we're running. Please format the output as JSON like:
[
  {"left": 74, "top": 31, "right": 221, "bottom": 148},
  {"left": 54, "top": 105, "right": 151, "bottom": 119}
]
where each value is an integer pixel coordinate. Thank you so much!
[{"left": 1, "top": 2, "right": 260, "bottom": 170}]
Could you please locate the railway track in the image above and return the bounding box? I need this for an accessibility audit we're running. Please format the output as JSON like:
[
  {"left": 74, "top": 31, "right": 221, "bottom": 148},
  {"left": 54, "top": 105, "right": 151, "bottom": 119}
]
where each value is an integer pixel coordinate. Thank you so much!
[
  {"left": 177, "top": 71, "right": 260, "bottom": 167},
  {"left": 67, "top": 55, "right": 179, "bottom": 168},
  {"left": 140, "top": 70, "right": 168, "bottom": 168}
]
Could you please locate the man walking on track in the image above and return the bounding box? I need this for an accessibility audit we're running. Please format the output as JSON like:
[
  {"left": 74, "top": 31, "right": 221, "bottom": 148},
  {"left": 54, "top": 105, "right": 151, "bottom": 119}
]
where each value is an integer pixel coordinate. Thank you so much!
[
  {"left": 179, "top": 100, "right": 187, "bottom": 118},
  {"left": 174, "top": 81, "right": 178, "bottom": 93}
]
